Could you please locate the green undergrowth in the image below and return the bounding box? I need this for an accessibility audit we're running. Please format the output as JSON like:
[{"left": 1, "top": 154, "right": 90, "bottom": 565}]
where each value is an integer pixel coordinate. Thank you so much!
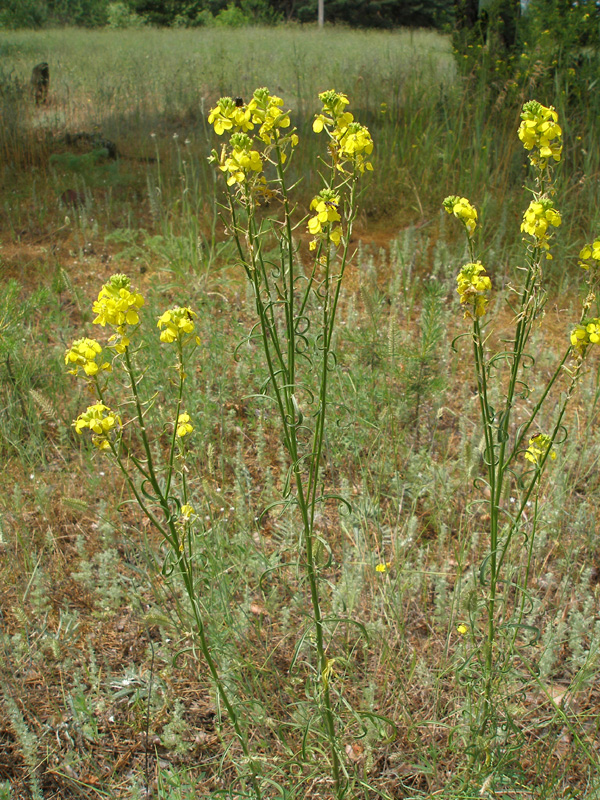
[{"left": 1, "top": 232, "right": 600, "bottom": 796}]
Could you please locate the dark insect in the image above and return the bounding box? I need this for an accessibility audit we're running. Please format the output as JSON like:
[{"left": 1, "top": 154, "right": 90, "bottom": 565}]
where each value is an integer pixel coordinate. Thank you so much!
[{"left": 234, "top": 97, "right": 244, "bottom": 107}]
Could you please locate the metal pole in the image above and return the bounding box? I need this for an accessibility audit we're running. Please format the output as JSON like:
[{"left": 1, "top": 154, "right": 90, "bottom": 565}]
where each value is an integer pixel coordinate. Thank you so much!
[{"left": 318, "top": 0, "right": 324, "bottom": 27}]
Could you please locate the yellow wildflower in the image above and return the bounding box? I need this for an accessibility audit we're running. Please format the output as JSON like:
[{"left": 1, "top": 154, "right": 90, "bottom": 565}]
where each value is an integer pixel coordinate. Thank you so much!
[
  {"left": 443, "top": 195, "right": 478, "bottom": 237},
  {"left": 457, "top": 623, "right": 469, "bottom": 635},
  {"left": 578, "top": 239, "right": 600, "bottom": 270},
  {"left": 456, "top": 262, "right": 492, "bottom": 318},
  {"left": 157, "top": 307, "right": 198, "bottom": 344},
  {"left": 92, "top": 274, "right": 144, "bottom": 328},
  {"left": 208, "top": 96, "right": 254, "bottom": 135},
  {"left": 336, "top": 122, "right": 374, "bottom": 173},
  {"left": 220, "top": 133, "right": 263, "bottom": 186},
  {"left": 313, "top": 90, "right": 353, "bottom": 134},
  {"left": 176, "top": 412, "right": 193, "bottom": 438},
  {"left": 180, "top": 504, "right": 195, "bottom": 519},
  {"left": 307, "top": 189, "right": 343, "bottom": 250},
  {"left": 73, "top": 402, "right": 121, "bottom": 450},
  {"left": 65, "top": 338, "right": 111, "bottom": 378},
  {"left": 518, "top": 100, "right": 562, "bottom": 167},
  {"left": 375, "top": 562, "right": 392, "bottom": 573},
  {"left": 248, "top": 87, "right": 292, "bottom": 144},
  {"left": 521, "top": 198, "right": 561, "bottom": 253},
  {"left": 570, "top": 318, "right": 600, "bottom": 353},
  {"left": 524, "top": 433, "right": 556, "bottom": 465}
]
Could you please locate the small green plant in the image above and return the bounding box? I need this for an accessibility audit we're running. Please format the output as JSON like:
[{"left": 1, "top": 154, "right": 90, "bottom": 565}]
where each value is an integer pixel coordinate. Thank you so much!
[{"left": 444, "top": 100, "right": 600, "bottom": 789}]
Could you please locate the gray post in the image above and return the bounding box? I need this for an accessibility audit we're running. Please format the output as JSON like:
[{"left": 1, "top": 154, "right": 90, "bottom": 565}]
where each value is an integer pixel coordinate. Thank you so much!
[{"left": 318, "top": 0, "right": 324, "bottom": 27}]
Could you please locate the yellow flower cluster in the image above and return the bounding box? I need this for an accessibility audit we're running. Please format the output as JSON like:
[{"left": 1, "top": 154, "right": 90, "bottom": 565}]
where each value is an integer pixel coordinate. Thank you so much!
[
  {"left": 247, "top": 87, "right": 295, "bottom": 146},
  {"left": 443, "top": 195, "right": 478, "bottom": 237},
  {"left": 180, "top": 503, "right": 195, "bottom": 519},
  {"left": 73, "top": 403, "right": 121, "bottom": 450},
  {"left": 313, "top": 90, "right": 373, "bottom": 173},
  {"left": 518, "top": 101, "right": 562, "bottom": 167},
  {"left": 176, "top": 412, "right": 193, "bottom": 438},
  {"left": 524, "top": 433, "right": 556, "bottom": 465},
  {"left": 65, "top": 338, "right": 111, "bottom": 378},
  {"left": 208, "top": 89, "right": 298, "bottom": 192},
  {"left": 375, "top": 561, "right": 392, "bottom": 573},
  {"left": 208, "top": 89, "right": 296, "bottom": 147},
  {"left": 307, "top": 190, "right": 342, "bottom": 251},
  {"left": 219, "top": 133, "right": 263, "bottom": 186},
  {"left": 570, "top": 318, "right": 600, "bottom": 353},
  {"left": 520, "top": 199, "right": 561, "bottom": 254},
  {"left": 92, "top": 274, "right": 145, "bottom": 352},
  {"left": 208, "top": 97, "right": 253, "bottom": 135},
  {"left": 456, "top": 262, "right": 492, "bottom": 318},
  {"left": 157, "top": 307, "right": 198, "bottom": 344},
  {"left": 578, "top": 239, "right": 600, "bottom": 270}
]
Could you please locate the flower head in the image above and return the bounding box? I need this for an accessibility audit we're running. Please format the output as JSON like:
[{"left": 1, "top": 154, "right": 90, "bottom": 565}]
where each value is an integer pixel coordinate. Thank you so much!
[
  {"left": 73, "top": 403, "right": 121, "bottom": 450},
  {"left": 220, "top": 133, "right": 263, "bottom": 186},
  {"left": 65, "top": 338, "right": 111, "bottom": 378},
  {"left": 336, "top": 122, "right": 374, "bottom": 173},
  {"left": 443, "top": 196, "right": 478, "bottom": 237},
  {"left": 456, "top": 262, "right": 492, "bottom": 318},
  {"left": 518, "top": 100, "right": 562, "bottom": 167},
  {"left": 578, "top": 239, "right": 600, "bottom": 270},
  {"left": 92, "top": 274, "right": 144, "bottom": 351},
  {"left": 180, "top": 504, "right": 195, "bottom": 520},
  {"left": 248, "top": 88, "right": 292, "bottom": 144},
  {"left": 176, "top": 412, "right": 193, "bottom": 438},
  {"left": 312, "top": 91, "right": 372, "bottom": 173},
  {"left": 208, "top": 96, "right": 254, "bottom": 135},
  {"left": 524, "top": 433, "right": 556, "bottom": 465},
  {"left": 307, "top": 189, "right": 343, "bottom": 250},
  {"left": 375, "top": 561, "right": 392, "bottom": 573},
  {"left": 313, "top": 90, "right": 353, "bottom": 134},
  {"left": 570, "top": 318, "right": 600, "bottom": 354},
  {"left": 521, "top": 198, "right": 561, "bottom": 254},
  {"left": 157, "top": 307, "right": 198, "bottom": 344}
]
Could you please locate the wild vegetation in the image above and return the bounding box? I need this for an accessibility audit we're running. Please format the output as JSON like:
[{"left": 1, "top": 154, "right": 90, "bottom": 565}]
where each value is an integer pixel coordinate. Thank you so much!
[{"left": 1, "top": 20, "right": 600, "bottom": 800}]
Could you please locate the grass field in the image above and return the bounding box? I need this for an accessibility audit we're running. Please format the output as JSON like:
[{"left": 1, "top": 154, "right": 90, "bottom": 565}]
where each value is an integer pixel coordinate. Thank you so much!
[{"left": 1, "top": 24, "right": 600, "bottom": 800}]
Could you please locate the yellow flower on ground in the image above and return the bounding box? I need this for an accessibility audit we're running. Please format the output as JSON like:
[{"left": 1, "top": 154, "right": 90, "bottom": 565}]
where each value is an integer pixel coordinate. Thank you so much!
[
  {"left": 176, "top": 412, "right": 193, "bottom": 438},
  {"left": 524, "top": 433, "right": 556, "bottom": 465},
  {"left": 157, "top": 307, "right": 197, "bottom": 344},
  {"left": 92, "top": 275, "right": 144, "bottom": 350},
  {"left": 457, "top": 623, "right": 469, "bottom": 635},
  {"left": 520, "top": 198, "right": 561, "bottom": 253},
  {"left": 375, "top": 562, "right": 392, "bottom": 573},
  {"left": 73, "top": 403, "right": 121, "bottom": 450},
  {"left": 456, "top": 262, "right": 492, "bottom": 318},
  {"left": 578, "top": 239, "right": 600, "bottom": 270},
  {"left": 443, "top": 195, "right": 478, "bottom": 237},
  {"left": 518, "top": 100, "right": 562, "bottom": 167},
  {"left": 65, "top": 338, "right": 111, "bottom": 378}
]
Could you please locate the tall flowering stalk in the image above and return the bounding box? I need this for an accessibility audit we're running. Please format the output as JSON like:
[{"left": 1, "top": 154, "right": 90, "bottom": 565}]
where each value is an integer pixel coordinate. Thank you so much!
[
  {"left": 208, "top": 88, "right": 373, "bottom": 798},
  {"left": 66, "top": 276, "right": 263, "bottom": 799},
  {"left": 445, "top": 101, "right": 600, "bottom": 776}
]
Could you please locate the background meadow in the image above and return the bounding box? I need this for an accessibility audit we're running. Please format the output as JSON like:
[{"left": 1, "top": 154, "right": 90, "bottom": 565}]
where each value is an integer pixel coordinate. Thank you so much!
[{"left": 1, "top": 21, "right": 600, "bottom": 800}]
